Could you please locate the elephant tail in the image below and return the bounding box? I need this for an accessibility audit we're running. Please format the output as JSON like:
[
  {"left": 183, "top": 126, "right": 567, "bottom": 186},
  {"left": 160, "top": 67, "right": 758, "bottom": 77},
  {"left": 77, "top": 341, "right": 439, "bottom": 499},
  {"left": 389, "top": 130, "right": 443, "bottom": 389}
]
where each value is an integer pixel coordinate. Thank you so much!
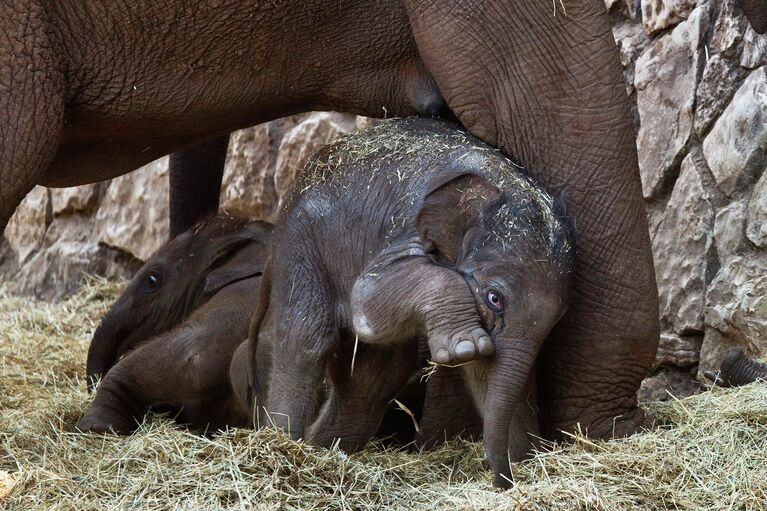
[{"left": 247, "top": 255, "right": 272, "bottom": 409}]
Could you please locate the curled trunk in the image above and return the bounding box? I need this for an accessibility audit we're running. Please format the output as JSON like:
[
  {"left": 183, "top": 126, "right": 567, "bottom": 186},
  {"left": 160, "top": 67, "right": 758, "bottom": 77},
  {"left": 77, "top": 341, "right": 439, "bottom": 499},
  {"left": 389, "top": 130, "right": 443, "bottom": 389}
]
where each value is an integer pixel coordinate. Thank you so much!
[{"left": 708, "top": 347, "right": 767, "bottom": 388}]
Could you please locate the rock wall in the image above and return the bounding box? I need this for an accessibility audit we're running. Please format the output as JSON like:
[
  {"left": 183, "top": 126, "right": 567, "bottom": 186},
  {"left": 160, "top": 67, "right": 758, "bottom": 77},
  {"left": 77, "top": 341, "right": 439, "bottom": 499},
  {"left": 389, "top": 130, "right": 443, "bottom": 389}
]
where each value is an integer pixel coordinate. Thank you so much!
[
  {"left": 1, "top": 0, "right": 765, "bottom": 392},
  {"left": 611, "top": 0, "right": 767, "bottom": 394}
]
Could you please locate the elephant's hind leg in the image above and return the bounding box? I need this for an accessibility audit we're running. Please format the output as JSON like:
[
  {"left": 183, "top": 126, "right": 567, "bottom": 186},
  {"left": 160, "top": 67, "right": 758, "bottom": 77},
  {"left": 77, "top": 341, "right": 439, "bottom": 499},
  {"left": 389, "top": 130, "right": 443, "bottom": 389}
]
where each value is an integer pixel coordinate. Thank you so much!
[{"left": 0, "top": 2, "right": 64, "bottom": 232}]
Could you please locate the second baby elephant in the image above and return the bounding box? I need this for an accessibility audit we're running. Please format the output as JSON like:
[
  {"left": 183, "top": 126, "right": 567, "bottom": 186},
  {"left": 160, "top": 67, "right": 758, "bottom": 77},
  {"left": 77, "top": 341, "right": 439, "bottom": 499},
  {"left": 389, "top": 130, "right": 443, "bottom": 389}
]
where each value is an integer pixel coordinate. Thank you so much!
[
  {"left": 245, "top": 117, "right": 574, "bottom": 487},
  {"left": 79, "top": 214, "right": 272, "bottom": 434}
]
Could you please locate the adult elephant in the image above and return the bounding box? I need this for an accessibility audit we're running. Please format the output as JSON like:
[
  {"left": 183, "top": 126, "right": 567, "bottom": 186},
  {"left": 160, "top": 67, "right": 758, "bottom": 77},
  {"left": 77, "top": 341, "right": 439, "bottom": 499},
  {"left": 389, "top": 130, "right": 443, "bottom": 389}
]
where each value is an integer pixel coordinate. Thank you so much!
[
  {"left": 1, "top": 0, "right": 658, "bottom": 442},
  {"left": 741, "top": 0, "right": 767, "bottom": 33}
]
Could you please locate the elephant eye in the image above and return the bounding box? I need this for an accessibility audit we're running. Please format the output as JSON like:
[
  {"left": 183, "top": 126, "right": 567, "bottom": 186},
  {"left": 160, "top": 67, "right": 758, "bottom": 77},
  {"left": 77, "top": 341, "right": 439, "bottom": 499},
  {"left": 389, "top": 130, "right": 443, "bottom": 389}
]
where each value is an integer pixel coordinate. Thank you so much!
[
  {"left": 143, "top": 271, "right": 163, "bottom": 294},
  {"left": 485, "top": 289, "right": 504, "bottom": 312}
]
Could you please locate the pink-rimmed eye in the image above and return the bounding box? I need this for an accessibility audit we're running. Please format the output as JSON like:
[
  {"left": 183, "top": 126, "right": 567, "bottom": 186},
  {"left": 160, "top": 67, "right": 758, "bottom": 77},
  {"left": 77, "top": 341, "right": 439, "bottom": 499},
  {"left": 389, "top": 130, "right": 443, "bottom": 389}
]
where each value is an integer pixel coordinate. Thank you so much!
[{"left": 485, "top": 289, "right": 504, "bottom": 312}]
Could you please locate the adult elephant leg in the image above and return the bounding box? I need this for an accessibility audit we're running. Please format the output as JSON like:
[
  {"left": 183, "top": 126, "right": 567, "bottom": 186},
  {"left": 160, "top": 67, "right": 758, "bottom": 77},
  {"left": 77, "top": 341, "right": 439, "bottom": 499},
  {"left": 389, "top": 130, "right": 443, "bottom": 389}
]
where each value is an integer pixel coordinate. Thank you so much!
[
  {"left": 741, "top": 0, "right": 767, "bottom": 33},
  {"left": 168, "top": 135, "right": 230, "bottom": 237},
  {"left": 404, "top": 0, "right": 659, "bottom": 440},
  {"left": 0, "top": 3, "right": 63, "bottom": 233}
]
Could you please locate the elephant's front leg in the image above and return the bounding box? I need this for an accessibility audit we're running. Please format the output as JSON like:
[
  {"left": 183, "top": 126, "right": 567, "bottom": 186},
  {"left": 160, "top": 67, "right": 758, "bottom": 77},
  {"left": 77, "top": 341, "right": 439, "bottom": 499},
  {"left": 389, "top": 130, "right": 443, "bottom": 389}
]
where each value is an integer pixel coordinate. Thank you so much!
[
  {"left": 306, "top": 341, "right": 418, "bottom": 452},
  {"left": 404, "top": 0, "right": 659, "bottom": 441},
  {"left": 78, "top": 326, "right": 231, "bottom": 434},
  {"left": 262, "top": 269, "right": 338, "bottom": 440},
  {"left": 351, "top": 256, "right": 493, "bottom": 365}
]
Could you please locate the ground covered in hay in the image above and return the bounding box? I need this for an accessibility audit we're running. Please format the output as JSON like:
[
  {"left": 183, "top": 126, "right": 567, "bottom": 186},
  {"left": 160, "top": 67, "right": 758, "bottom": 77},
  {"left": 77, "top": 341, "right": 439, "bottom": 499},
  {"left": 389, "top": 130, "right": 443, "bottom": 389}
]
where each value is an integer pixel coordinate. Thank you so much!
[{"left": 0, "top": 280, "right": 766, "bottom": 510}]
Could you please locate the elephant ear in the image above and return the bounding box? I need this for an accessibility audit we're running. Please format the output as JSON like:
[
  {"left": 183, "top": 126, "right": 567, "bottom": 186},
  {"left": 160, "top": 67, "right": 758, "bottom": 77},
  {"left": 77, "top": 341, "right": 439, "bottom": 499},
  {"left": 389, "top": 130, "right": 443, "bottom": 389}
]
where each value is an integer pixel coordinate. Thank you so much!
[
  {"left": 202, "top": 222, "right": 273, "bottom": 297},
  {"left": 415, "top": 172, "right": 501, "bottom": 264}
]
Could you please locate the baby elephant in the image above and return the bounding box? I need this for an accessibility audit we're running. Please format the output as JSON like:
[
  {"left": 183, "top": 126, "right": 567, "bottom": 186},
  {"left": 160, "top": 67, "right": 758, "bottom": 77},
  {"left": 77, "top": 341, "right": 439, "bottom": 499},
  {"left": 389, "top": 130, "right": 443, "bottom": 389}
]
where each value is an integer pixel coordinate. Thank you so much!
[
  {"left": 245, "top": 117, "right": 574, "bottom": 487},
  {"left": 79, "top": 214, "right": 271, "bottom": 434}
]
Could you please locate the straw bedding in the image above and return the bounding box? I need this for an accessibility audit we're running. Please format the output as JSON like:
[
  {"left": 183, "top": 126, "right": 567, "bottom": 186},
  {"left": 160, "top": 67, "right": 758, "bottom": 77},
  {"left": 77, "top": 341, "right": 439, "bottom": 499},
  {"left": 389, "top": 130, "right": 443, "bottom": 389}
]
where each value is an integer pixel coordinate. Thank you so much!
[{"left": 1, "top": 278, "right": 765, "bottom": 510}]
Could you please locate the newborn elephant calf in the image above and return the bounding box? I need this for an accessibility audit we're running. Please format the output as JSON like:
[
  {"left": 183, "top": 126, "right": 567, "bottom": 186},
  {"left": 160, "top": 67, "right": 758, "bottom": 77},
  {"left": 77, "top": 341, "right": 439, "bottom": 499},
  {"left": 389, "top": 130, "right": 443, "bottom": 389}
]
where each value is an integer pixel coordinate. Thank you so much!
[
  {"left": 245, "top": 117, "right": 574, "bottom": 486},
  {"left": 78, "top": 214, "right": 271, "bottom": 434}
]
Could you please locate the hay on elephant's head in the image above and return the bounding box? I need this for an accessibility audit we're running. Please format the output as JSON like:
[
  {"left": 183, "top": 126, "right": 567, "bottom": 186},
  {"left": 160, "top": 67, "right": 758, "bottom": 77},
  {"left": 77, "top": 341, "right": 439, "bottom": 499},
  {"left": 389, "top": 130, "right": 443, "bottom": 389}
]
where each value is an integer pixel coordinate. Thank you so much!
[{"left": 1, "top": 278, "right": 766, "bottom": 510}]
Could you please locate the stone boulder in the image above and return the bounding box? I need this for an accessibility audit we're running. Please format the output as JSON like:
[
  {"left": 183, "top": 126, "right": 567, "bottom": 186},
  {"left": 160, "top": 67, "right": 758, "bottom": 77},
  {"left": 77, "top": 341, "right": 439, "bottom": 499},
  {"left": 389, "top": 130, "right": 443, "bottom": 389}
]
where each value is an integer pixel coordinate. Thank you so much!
[
  {"left": 51, "top": 184, "right": 103, "bottom": 217},
  {"left": 3, "top": 187, "right": 50, "bottom": 266},
  {"left": 95, "top": 157, "right": 170, "bottom": 261},
  {"left": 699, "top": 254, "right": 767, "bottom": 376},
  {"left": 746, "top": 169, "right": 767, "bottom": 247},
  {"left": 703, "top": 66, "right": 767, "bottom": 197},
  {"left": 641, "top": 0, "right": 697, "bottom": 35},
  {"left": 635, "top": 4, "right": 709, "bottom": 199},
  {"left": 652, "top": 155, "right": 715, "bottom": 335},
  {"left": 274, "top": 112, "right": 358, "bottom": 206},
  {"left": 7, "top": 216, "right": 141, "bottom": 301}
]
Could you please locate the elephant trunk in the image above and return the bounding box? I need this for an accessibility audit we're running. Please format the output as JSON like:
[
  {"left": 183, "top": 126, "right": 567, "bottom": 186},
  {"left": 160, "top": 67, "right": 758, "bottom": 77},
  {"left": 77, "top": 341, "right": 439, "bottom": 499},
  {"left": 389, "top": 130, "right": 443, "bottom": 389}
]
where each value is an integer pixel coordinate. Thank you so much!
[
  {"left": 85, "top": 304, "right": 130, "bottom": 392},
  {"left": 482, "top": 339, "right": 538, "bottom": 489},
  {"left": 718, "top": 347, "right": 767, "bottom": 387}
]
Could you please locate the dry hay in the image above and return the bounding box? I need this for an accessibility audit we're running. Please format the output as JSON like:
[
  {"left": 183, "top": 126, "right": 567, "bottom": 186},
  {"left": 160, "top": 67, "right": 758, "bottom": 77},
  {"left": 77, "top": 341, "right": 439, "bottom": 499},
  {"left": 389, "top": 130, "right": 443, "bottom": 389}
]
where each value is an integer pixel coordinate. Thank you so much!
[{"left": 1, "top": 279, "right": 766, "bottom": 510}]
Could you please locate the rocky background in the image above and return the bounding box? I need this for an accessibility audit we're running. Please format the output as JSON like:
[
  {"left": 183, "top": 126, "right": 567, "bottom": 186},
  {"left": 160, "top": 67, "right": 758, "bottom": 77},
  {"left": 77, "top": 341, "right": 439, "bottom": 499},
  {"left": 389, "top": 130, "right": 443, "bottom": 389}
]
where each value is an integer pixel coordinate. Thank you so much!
[{"left": 1, "top": 0, "right": 765, "bottom": 399}]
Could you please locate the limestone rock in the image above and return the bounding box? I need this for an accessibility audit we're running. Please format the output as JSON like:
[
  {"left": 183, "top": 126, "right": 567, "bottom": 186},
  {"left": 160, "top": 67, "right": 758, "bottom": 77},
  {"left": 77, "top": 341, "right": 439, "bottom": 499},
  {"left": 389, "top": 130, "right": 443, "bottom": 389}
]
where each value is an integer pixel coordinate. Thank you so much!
[
  {"left": 638, "top": 367, "right": 702, "bottom": 402},
  {"left": 641, "top": 0, "right": 697, "bottom": 35},
  {"left": 714, "top": 199, "right": 748, "bottom": 263},
  {"left": 274, "top": 112, "right": 358, "bottom": 204},
  {"left": 699, "top": 254, "right": 767, "bottom": 374},
  {"left": 635, "top": 4, "right": 709, "bottom": 198},
  {"left": 746, "top": 170, "right": 767, "bottom": 247},
  {"left": 96, "top": 157, "right": 170, "bottom": 261},
  {"left": 8, "top": 216, "right": 141, "bottom": 301},
  {"left": 653, "top": 332, "right": 702, "bottom": 369},
  {"left": 50, "top": 184, "right": 104, "bottom": 216},
  {"left": 741, "top": 28, "right": 767, "bottom": 69},
  {"left": 652, "top": 155, "right": 715, "bottom": 335},
  {"left": 703, "top": 66, "right": 767, "bottom": 197},
  {"left": 694, "top": 0, "right": 749, "bottom": 136},
  {"left": 707, "top": 0, "right": 747, "bottom": 58},
  {"left": 4, "top": 187, "right": 50, "bottom": 265},
  {"left": 694, "top": 55, "right": 747, "bottom": 136},
  {"left": 220, "top": 115, "right": 308, "bottom": 221},
  {"left": 612, "top": 20, "right": 650, "bottom": 96}
]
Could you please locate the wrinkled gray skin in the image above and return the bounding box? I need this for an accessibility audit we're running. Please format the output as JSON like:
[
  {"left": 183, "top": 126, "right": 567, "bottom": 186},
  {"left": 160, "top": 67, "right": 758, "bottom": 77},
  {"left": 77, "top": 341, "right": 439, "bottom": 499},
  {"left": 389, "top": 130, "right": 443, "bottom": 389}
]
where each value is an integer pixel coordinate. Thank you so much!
[
  {"left": 243, "top": 118, "right": 574, "bottom": 487},
  {"left": 741, "top": 0, "right": 767, "bottom": 33},
  {"left": 79, "top": 215, "right": 271, "bottom": 434},
  {"left": 705, "top": 347, "right": 767, "bottom": 388}
]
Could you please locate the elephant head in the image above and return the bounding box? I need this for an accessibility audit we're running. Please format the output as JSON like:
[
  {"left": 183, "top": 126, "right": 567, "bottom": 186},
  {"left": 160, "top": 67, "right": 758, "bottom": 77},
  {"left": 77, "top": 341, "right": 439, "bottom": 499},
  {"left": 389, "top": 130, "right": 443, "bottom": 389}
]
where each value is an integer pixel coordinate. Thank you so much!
[
  {"left": 416, "top": 171, "right": 574, "bottom": 486},
  {"left": 741, "top": 0, "right": 767, "bottom": 33},
  {"left": 85, "top": 214, "right": 272, "bottom": 390}
]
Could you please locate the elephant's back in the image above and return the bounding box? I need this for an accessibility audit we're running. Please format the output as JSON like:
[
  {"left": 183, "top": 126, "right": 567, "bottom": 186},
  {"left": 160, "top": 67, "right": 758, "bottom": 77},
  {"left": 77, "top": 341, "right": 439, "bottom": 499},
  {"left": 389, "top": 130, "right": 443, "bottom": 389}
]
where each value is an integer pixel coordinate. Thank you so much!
[
  {"left": 273, "top": 117, "right": 544, "bottom": 275},
  {"left": 282, "top": 117, "right": 508, "bottom": 214}
]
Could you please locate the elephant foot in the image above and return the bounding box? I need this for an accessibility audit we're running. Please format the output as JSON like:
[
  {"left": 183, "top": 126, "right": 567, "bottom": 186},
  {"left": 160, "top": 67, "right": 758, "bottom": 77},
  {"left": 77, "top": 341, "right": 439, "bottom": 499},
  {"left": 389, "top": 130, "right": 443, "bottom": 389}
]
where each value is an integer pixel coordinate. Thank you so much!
[
  {"left": 78, "top": 406, "right": 138, "bottom": 435},
  {"left": 429, "top": 326, "right": 493, "bottom": 365},
  {"left": 582, "top": 405, "right": 647, "bottom": 440}
]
